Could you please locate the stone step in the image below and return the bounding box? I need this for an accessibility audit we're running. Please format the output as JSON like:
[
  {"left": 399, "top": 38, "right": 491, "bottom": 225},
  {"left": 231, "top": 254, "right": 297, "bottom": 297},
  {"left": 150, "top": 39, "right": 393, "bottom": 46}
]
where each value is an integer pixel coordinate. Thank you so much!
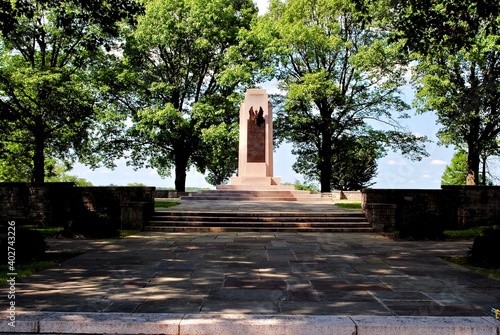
[
  {"left": 143, "top": 226, "right": 374, "bottom": 233},
  {"left": 148, "top": 216, "right": 365, "bottom": 223},
  {"left": 144, "top": 210, "right": 372, "bottom": 233},
  {"left": 180, "top": 189, "right": 331, "bottom": 202},
  {"left": 145, "top": 222, "right": 372, "bottom": 229},
  {"left": 217, "top": 184, "right": 295, "bottom": 191},
  {"left": 150, "top": 211, "right": 365, "bottom": 218},
  {"left": 181, "top": 196, "right": 299, "bottom": 201}
]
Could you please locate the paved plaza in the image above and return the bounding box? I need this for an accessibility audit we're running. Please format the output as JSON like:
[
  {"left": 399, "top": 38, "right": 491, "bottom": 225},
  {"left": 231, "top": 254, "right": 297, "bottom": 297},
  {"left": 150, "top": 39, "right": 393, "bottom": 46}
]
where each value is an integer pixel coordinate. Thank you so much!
[{"left": 5, "top": 201, "right": 499, "bottom": 317}]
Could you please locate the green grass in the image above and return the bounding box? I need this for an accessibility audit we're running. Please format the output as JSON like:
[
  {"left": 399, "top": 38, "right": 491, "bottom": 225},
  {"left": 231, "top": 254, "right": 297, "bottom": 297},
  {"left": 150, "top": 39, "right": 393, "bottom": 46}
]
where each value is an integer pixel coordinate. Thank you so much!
[
  {"left": 119, "top": 229, "right": 141, "bottom": 238},
  {"left": 443, "top": 256, "right": 500, "bottom": 281},
  {"left": 443, "top": 226, "right": 491, "bottom": 240},
  {"left": 0, "top": 251, "right": 83, "bottom": 285},
  {"left": 335, "top": 202, "right": 362, "bottom": 209},
  {"left": 22, "top": 225, "right": 65, "bottom": 238},
  {"left": 155, "top": 200, "right": 181, "bottom": 208}
]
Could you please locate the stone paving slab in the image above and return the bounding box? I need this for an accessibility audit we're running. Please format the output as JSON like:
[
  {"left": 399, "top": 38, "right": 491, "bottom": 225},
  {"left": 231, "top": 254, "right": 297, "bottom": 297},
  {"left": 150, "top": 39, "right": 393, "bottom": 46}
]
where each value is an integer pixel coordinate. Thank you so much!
[{"left": 3, "top": 230, "right": 499, "bottom": 318}]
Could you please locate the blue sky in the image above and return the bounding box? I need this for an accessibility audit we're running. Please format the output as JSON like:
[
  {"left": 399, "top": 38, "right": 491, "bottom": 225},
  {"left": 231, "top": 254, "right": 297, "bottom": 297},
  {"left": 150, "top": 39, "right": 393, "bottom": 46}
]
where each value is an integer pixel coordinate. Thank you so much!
[{"left": 71, "top": 0, "right": 456, "bottom": 189}]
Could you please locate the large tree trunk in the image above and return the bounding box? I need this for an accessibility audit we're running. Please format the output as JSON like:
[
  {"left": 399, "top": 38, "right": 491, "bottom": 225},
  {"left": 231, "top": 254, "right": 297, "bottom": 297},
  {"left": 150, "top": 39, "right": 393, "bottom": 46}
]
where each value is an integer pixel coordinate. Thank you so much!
[
  {"left": 466, "top": 147, "right": 480, "bottom": 186},
  {"left": 481, "top": 155, "right": 487, "bottom": 185},
  {"left": 174, "top": 153, "right": 189, "bottom": 192},
  {"left": 32, "top": 132, "right": 45, "bottom": 183},
  {"left": 319, "top": 130, "right": 333, "bottom": 193},
  {"left": 466, "top": 114, "right": 481, "bottom": 185}
]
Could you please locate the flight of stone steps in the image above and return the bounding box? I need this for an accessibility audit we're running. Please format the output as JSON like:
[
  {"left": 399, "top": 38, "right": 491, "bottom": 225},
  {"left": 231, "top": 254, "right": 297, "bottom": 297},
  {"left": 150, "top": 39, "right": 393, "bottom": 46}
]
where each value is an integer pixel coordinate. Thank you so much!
[
  {"left": 180, "top": 189, "right": 332, "bottom": 202},
  {"left": 144, "top": 210, "right": 372, "bottom": 233}
]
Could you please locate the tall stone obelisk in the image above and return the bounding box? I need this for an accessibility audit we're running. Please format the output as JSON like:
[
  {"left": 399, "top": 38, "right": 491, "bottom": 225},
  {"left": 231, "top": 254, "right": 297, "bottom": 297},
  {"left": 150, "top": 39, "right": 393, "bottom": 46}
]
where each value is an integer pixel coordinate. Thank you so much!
[{"left": 230, "top": 88, "right": 283, "bottom": 187}]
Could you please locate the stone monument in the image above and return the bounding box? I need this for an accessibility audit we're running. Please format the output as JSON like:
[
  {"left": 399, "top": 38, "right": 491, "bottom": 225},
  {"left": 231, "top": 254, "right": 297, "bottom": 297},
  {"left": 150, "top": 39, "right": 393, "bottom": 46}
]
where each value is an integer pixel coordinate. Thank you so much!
[{"left": 230, "top": 88, "right": 285, "bottom": 188}]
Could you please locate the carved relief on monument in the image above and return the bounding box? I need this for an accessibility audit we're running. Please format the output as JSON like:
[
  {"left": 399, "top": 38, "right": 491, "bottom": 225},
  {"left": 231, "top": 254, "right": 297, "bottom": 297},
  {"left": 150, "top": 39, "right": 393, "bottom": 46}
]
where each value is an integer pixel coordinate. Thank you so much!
[{"left": 247, "top": 106, "right": 266, "bottom": 162}]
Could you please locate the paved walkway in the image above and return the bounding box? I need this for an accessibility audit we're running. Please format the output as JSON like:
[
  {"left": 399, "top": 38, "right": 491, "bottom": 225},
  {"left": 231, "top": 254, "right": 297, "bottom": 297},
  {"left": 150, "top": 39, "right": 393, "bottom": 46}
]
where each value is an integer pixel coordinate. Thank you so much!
[{"left": 5, "top": 201, "right": 500, "bottom": 317}]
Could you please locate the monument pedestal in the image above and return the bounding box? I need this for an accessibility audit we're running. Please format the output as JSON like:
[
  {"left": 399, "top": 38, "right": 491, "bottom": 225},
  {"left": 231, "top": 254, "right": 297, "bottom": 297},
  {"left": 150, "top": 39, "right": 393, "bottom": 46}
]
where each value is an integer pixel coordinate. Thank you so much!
[
  {"left": 229, "top": 88, "right": 285, "bottom": 190},
  {"left": 230, "top": 176, "right": 282, "bottom": 186}
]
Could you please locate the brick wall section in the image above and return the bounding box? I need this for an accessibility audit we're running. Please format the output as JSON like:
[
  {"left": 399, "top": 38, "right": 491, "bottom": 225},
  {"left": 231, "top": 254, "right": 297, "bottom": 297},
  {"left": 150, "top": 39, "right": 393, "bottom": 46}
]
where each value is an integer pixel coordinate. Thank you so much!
[
  {"left": 362, "top": 186, "right": 500, "bottom": 232},
  {"left": 154, "top": 190, "right": 191, "bottom": 198},
  {"left": 0, "top": 183, "right": 155, "bottom": 230},
  {"left": 443, "top": 186, "right": 500, "bottom": 227}
]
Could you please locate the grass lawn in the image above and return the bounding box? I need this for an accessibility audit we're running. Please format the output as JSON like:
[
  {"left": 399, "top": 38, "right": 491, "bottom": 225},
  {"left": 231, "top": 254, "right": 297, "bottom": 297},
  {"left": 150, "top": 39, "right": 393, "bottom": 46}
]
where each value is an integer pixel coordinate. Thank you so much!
[
  {"left": 443, "top": 255, "right": 500, "bottom": 282},
  {"left": 335, "top": 202, "right": 362, "bottom": 209},
  {"left": 443, "top": 226, "right": 491, "bottom": 240},
  {"left": 22, "top": 225, "right": 65, "bottom": 238},
  {"left": 155, "top": 199, "right": 181, "bottom": 208}
]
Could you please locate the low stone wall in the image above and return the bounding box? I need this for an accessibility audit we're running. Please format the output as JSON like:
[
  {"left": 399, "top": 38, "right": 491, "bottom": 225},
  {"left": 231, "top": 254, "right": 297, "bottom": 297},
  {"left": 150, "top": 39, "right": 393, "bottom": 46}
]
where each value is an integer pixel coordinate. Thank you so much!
[
  {"left": 154, "top": 190, "right": 191, "bottom": 198},
  {"left": 332, "top": 191, "right": 362, "bottom": 201},
  {"left": 362, "top": 186, "right": 500, "bottom": 232},
  {"left": 0, "top": 183, "right": 155, "bottom": 230}
]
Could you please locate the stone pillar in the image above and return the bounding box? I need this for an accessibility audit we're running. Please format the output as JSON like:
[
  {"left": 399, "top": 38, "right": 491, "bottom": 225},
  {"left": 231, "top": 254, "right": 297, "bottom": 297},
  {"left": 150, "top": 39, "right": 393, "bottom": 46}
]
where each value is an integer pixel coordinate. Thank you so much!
[{"left": 230, "top": 88, "right": 282, "bottom": 186}]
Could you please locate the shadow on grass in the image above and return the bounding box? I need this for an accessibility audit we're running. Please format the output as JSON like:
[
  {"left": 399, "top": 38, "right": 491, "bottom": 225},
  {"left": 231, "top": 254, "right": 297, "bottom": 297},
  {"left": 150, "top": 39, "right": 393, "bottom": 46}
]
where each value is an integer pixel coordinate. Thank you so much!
[
  {"left": 442, "top": 255, "right": 500, "bottom": 282},
  {"left": 0, "top": 250, "right": 84, "bottom": 285}
]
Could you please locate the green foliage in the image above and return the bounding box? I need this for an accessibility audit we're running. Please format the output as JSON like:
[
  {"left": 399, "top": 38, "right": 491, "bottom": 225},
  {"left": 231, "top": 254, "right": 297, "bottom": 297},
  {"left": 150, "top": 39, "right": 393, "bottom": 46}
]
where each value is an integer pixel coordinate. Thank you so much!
[
  {"left": 441, "top": 149, "right": 494, "bottom": 186},
  {"left": 468, "top": 226, "right": 500, "bottom": 268},
  {"left": 197, "top": 122, "right": 239, "bottom": 186},
  {"left": 441, "top": 150, "right": 469, "bottom": 185},
  {"left": 283, "top": 180, "right": 320, "bottom": 192},
  {"left": 0, "top": 0, "right": 142, "bottom": 182},
  {"left": 45, "top": 162, "right": 93, "bottom": 186},
  {"left": 391, "top": 0, "right": 500, "bottom": 185},
  {"left": 258, "top": 0, "right": 428, "bottom": 192},
  {"left": 0, "top": 142, "right": 32, "bottom": 181}
]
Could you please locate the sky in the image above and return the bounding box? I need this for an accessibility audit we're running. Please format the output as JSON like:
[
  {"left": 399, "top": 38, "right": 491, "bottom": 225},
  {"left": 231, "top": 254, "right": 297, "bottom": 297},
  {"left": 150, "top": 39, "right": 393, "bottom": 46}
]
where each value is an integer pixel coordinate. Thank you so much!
[{"left": 70, "top": 0, "right": 456, "bottom": 190}]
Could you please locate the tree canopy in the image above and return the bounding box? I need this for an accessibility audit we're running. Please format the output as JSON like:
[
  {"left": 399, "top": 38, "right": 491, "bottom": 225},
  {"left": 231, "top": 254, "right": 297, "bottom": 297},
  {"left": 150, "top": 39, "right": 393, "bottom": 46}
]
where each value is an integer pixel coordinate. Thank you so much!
[
  {"left": 258, "top": 0, "right": 427, "bottom": 192},
  {"left": 391, "top": 0, "right": 500, "bottom": 185},
  {"left": 0, "top": 0, "right": 142, "bottom": 182},
  {"left": 108, "top": 0, "right": 261, "bottom": 191}
]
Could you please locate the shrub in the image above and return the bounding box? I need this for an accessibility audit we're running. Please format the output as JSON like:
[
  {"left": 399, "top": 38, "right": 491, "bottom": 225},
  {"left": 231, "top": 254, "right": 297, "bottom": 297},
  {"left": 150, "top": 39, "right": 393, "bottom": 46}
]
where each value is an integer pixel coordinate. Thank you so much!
[
  {"left": 468, "top": 226, "right": 500, "bottom": 268},
  {"left": 65, "top": 208, "right": 120, "bottom": 238},
  {"left": 397, "top": 212, "right": 446, "bottom": 240},
  {"left": 1, "top": 227, "right": 47, "bottom": 263}
]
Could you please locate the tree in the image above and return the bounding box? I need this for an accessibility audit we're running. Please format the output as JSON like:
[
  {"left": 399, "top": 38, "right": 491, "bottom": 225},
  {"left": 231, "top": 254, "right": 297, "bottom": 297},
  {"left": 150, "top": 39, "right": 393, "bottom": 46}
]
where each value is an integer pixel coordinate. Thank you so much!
[
  {"left": 0, "top": 0, "right": 141, "bottom": 182},
  {"left": 45, "top": 161, "right": 93, "bottom": 186},
  {"left": 442, "top": 148, "right": 496, "bottom": 185},
  {"left": 390, "top": 0, "right": 500, "bottom": 185},
  {"left": 115, "top": 0, "right": 261, "bottom": 191},
  {"left": 259, "top": 0, "right": 427, "bottom": 192},
  {"left": 441, "top": 150, "right": 468, "bottom": 185},
  {"left": 197, "top": 122, "right": 239, "bottom": 186}
]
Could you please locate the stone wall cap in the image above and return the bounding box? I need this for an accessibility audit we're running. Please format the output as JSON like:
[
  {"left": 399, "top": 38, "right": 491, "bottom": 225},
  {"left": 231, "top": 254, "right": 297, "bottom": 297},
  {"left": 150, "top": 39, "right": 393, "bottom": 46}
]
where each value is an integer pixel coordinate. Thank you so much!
[{"left": 1, "top": 312, "right": 498, "bottom": 335}]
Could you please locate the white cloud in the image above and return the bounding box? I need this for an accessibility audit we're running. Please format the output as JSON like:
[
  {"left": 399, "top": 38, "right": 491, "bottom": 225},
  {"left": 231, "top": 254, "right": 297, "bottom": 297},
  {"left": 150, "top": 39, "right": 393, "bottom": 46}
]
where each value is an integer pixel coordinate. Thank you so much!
[
  {"left": 430, "top": 160, "right": 447, "bottom": 166},
  {"left": 387, "top": 160, "right": 404, "bottom": 166},
  {"left": 421, "top": 174, "right": 431, "bottom": 179}
]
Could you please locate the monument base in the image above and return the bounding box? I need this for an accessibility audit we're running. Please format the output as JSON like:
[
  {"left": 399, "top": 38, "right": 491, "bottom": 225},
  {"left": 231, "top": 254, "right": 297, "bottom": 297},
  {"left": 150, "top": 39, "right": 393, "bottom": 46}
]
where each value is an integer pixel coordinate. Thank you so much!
[
  {"left": 230, "top": 176, "right": 282, "bottom": 186},
  {"left": 221, "top": 176, "right": 294, "bottom": 191}
]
